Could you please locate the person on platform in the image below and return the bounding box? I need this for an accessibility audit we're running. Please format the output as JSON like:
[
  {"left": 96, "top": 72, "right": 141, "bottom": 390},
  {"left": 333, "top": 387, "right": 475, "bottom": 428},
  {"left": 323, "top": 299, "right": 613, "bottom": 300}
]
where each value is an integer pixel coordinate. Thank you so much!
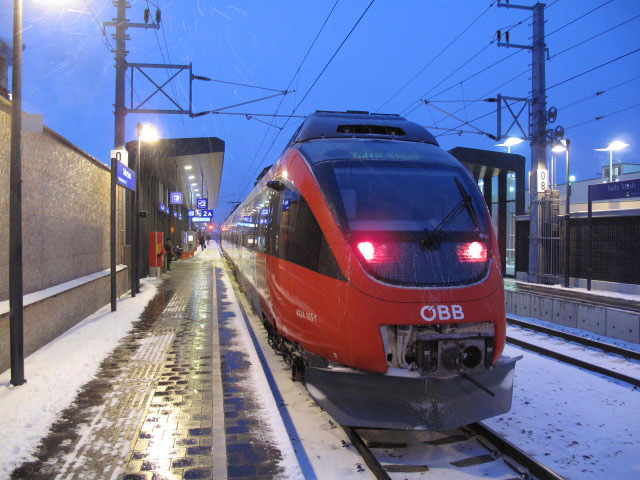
[
  {"left": 164, "top": 238, "right": 173, "bottom": 271},
  {"left": 199, "top": 232, "right": 206, "bottom": 251}
]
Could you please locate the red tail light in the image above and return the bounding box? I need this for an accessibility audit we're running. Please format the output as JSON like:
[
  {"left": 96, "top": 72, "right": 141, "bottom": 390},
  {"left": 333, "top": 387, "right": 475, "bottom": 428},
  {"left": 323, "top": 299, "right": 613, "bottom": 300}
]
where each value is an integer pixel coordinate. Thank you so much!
[
  {"left": 457, "top": 242, "right": 487, "bottom": 262},
  {"left": 357, "top": 242, "right": 375, "bottom": 261}
]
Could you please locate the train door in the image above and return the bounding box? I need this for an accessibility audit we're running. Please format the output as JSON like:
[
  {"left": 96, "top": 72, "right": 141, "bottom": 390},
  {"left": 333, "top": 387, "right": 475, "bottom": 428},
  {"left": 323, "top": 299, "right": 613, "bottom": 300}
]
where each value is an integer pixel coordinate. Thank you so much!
[
  {"left": 265, "top": 182, "right": 290, "bottom": 329},
  {"left": 276, "top": 183, "right": 344, "bottom": 357}
]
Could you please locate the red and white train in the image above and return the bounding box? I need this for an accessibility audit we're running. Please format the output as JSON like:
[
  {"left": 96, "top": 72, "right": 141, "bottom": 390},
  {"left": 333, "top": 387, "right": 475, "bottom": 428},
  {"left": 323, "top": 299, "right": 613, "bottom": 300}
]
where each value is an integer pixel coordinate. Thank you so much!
[{"left": 221, "top": 111, "right": 518, "bottom": 429}]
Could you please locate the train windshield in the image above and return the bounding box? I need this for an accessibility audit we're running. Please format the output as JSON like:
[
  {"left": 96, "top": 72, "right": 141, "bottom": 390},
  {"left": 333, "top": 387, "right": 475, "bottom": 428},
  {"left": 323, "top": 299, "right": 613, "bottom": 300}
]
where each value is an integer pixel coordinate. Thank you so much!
[{"left": 304, "top": 139, "right": 491, "bottom": 286}]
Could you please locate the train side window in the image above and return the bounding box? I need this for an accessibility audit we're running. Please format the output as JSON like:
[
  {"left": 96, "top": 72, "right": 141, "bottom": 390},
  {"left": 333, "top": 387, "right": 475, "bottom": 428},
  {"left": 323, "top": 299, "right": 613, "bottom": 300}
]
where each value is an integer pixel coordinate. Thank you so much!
[
  {"left": 287, "top": 195, "right": 323, "bottom": 271},
  {"left": 278, "top": 188, "right": 298, "bottom": 259},
  {"left": 255, "top": 189, "right": 274, "bottom": 254}
]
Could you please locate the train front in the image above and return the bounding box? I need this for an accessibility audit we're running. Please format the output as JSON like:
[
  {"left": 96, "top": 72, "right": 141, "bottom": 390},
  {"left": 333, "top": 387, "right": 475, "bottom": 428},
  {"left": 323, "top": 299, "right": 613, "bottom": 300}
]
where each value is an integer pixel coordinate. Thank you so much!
[{"left": 296, "top": 113, "right": 519, "bottom": 430}]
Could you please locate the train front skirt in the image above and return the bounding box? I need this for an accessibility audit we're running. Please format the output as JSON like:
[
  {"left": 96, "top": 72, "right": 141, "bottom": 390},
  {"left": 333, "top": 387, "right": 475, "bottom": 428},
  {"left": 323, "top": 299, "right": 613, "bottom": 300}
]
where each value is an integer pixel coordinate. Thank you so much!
[{"left": 304, "top": 355, "right": 520, "bottom": 430}]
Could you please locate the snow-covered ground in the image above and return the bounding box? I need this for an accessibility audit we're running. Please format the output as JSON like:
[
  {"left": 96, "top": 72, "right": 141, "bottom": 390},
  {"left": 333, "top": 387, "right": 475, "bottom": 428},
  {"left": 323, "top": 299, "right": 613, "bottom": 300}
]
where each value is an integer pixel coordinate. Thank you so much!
[
  {"left": 486, "top": 343, "right": 640, "bottom": 479},
  {"left": 0, "top": 278, "right": 159, "bottom": 478}
]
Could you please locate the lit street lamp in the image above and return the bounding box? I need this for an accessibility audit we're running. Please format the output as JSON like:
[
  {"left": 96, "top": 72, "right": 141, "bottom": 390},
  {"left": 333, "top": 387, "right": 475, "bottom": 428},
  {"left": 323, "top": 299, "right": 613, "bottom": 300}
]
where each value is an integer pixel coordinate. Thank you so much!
[
  {"left": 552, "top": 139, "right": 571, "bottom": 288},
  {"left": 495, "top": 137, "right": 524, "bottom": 154},
  {"left": 132, "top": 123, "right": 159, "bottom": 296},
  {"left": 595, "top": 140, "right": 629, "bottom": 182}
]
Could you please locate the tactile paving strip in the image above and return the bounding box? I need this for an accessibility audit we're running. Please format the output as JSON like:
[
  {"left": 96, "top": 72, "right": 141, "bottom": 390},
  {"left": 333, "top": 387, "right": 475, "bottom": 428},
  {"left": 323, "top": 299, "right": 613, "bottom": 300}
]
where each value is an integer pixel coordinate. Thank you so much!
[{"left": 11, "top": 254, "right": 219, "bottom": 480}]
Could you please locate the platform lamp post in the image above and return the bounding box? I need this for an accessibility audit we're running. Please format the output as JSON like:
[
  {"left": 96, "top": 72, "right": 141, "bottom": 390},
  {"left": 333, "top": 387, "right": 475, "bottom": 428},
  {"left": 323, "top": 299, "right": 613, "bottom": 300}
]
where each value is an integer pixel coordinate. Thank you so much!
[
  {"left": 595, "top": 140, "right": 629, "bottom": 183},
  {"left": 495, "top": 137, "right": 524, "bottom": 154},
  {"left": 132, "top": 123, "right": 159, "bottom": 296},
  {"left": 8, "top": 0, "right": 26, "bottom": 386},
  {"left": 552, "top": 139, "right": 571, "bottom": 287}
]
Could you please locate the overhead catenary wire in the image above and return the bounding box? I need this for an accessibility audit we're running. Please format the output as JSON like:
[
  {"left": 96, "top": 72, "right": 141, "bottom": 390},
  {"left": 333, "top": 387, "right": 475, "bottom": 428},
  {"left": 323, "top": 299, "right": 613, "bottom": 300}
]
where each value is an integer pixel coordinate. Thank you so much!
[
  {"left": 551, "top": 13, "right": 640, "bottom": 60},
  {"left": 242, "top": 0, "right": 376, "bottom": 199},
  {"left": 291, "top": 0, "right": 376, "bottom": 114},
  {"left": 376, "top": 2, "right": 495, "bottom": 113},
  {"left": 191, "top": 91, "right": 293, "bottom": 116},
  {"left": 547, "top": 47, "right": 640, "bottom": 92},
  {"left": 558, "top": 73, "right": 640, "bottom": 111},
  {"left": 230, "top": 0, "right": 340, "bottom": 199},
  {"left": 566, "top": 101, "right": 640, "bottom": 130},
  {"left": 191, "top": 76, "right": 288, "bottom": 93},
  {"left": 546, "top": 0, "right": 615, "bottom": 38}
]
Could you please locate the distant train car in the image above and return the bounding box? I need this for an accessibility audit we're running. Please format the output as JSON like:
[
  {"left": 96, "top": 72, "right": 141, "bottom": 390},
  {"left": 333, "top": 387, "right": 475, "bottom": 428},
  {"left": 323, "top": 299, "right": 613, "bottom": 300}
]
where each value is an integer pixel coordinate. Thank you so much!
[{"left": 221, "top": 111, "right": 518, "bottom": 430}]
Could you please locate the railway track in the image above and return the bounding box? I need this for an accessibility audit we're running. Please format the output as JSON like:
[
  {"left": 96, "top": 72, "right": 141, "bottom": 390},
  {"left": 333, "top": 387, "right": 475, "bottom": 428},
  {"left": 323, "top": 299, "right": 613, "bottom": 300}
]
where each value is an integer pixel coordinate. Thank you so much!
[
  {"left": 342, "top": 422, "right": 564, "bottom": 479},
  {"left": 506, "top": 316, "right": 640, "bottom": 387}
]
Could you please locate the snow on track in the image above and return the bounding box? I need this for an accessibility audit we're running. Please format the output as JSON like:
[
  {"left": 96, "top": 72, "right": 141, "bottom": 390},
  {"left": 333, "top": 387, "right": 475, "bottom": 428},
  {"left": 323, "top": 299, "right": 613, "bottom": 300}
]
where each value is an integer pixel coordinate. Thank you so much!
[
  {"left": 507, "top": 324, "right": 640, "bottom": 384},
  {"left": 486, "top": 344, "right": 640, "bottom": 479}
]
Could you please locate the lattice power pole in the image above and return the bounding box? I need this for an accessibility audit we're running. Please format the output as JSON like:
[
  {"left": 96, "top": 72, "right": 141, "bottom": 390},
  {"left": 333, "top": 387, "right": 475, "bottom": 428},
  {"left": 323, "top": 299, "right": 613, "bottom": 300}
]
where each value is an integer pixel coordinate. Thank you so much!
[{"left": 497, "top": 1, "right": 552, "bottom": 283}]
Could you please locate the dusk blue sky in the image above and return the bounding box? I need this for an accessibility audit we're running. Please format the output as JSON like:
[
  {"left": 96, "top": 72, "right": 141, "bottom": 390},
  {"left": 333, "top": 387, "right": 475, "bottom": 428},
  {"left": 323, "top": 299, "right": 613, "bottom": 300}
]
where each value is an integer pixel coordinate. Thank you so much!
[{"left": 2, "top": 0, "right": 639, "bottom": 225}]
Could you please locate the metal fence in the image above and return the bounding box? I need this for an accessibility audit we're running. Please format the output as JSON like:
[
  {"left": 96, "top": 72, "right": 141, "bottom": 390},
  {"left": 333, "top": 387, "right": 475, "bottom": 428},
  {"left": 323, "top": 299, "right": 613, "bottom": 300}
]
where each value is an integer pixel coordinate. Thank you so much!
[
  {"left": 533, "top": 191, "right": 562, "bottom": 284},
  {"left": 516, "top": 213, "right": 640, "bottom": 286}
]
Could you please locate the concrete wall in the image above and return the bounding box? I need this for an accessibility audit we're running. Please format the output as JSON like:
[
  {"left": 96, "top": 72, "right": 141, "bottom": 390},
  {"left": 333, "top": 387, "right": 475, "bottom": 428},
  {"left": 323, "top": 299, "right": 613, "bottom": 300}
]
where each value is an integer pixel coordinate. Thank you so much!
[
  {"left": 506, "top": 290, "right": 640, "bottom": 344},
  {"left": 0, "top": 268, "right": 129, "bottom": 373},
  {"left": 1, "top": 97, "right": 130, "bottom": 372},
  {"left": 1, "top": 97, "right": 126, "bottom": 301}
]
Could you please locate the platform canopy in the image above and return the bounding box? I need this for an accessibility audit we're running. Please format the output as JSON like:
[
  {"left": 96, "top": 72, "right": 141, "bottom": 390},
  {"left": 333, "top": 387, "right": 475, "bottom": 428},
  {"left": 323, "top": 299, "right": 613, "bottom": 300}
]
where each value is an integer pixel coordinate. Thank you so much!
[{"left": 127, "top": 137, "right": 225, "bottom": 209}]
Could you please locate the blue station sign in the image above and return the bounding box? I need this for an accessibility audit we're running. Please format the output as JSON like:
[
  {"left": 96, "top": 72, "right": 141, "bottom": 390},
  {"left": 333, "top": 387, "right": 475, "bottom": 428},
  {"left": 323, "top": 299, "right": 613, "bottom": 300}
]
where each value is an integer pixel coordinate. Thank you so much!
[
  {"left": 159, "top": 202, "right": 168, "bottom": 213},
  {"left": 589, "top": 179, "right": 640, "bottom": 201},
  {"left": 188, "top": 209, "right": 196, "bottom": 217},
  {"left": 196, "top": 198, "right": 208, "bottom": 209},
  {"left": 169, "top": 191, "right": 183, "bottom": 205},
  {"left": 200, "top": 209, "right": 213, "bottom": 218},
  {"left": 116, "top": 162, "right": 135, "bottom": 191}
]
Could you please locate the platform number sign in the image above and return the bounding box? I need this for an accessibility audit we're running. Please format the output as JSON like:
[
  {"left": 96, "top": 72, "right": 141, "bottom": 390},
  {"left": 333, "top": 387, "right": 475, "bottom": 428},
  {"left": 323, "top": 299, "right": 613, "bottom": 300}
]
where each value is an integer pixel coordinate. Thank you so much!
[
  {"left": 536, "top": 169, "right": 549, "bottom": 193},
  {"left": 200, "top": 209, "right": 213, "bottom": 218},
  {"left": 169, "top": 192, "right": 183, "bottom": 205},
  {"left": 196, "top": 198, "right": 208, "bottom": 209}
]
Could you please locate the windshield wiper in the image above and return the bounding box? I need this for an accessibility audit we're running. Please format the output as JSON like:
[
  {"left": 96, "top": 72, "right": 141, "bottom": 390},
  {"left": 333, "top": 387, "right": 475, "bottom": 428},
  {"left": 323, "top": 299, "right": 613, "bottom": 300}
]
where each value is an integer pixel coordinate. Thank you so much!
[
  {"left": 454, "top": 177, "right": 479, "bottom": 230},
  {"left": 421, "top": 178, "right": 479, "bottom": 249}
]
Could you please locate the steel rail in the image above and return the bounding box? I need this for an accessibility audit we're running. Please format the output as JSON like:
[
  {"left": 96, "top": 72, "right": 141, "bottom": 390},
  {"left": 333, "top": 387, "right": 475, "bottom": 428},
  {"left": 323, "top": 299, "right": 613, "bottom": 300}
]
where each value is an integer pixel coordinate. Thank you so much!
[
  {"left": 344, "top": 423, "right": 563, "bottom": 480},
  {"left": 507, "top": 316, "right": 640, "bottom": 361},
  {"left": 506, "top": 335, "right": 640, "bottom": 387},
  {"left": 342, "top": 426, "right": 391, "bottom": 480},
  {"left": 466, "top": 423, "right": 565, "bottom": 480}
]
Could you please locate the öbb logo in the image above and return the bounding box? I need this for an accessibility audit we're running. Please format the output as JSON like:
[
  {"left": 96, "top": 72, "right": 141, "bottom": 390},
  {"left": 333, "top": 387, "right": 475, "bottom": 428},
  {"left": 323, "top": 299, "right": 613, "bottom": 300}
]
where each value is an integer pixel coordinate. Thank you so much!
[{"left": 420, "top": 305, "right": 464, "bottom": 322}]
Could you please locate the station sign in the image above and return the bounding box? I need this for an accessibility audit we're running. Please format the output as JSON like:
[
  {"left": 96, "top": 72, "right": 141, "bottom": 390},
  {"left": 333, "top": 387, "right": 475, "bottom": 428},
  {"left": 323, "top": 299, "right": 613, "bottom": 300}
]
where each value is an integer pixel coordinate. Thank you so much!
[
  {"left": 169, "top": 191, "right": 183, "bottom": 205},
  {"left": 188, "top": 209, "right": 196, "bottom": 217},
  {"left": 589, "top": 179, "right": 640, "bottom": 201},
  {"left": 192, "top": 217, "right": 210, "bottom": 222},
  {"left": 196, "top": 198, "right": 208, "bottom": 209},
  {"left": 159, "top": 202, "right": 167, "bottom": 213},
  {"left": 115, "top": 161, "right": 135, "bottom": 191},
  {"left": 200, "top": 209, "right": 213, "bottom": 218}
]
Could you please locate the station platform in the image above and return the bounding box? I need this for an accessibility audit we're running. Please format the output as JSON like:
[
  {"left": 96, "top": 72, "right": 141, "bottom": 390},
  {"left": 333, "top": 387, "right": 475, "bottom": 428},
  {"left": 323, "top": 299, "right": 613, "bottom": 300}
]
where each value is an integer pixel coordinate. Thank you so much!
[
  {"left": 6, "top": 247, "right": 291, "bottom": 480},
  {"left": 504, "top": 278, "right": 640, "bottom": 344},
  {"left": 504, "top": 278, "right": 640, "bottom": 314}
]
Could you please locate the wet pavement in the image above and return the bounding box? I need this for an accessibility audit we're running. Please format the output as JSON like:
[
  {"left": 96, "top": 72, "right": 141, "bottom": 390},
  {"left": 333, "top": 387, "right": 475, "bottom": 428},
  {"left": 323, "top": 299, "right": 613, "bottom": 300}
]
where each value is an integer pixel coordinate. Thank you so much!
[{"left": 10, "top": 248, "right": 285, "bottom": 480}]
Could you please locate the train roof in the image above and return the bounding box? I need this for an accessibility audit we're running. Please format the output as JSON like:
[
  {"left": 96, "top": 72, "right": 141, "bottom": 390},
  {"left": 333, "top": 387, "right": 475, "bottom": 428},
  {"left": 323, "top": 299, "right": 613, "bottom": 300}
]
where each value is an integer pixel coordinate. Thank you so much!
[{"left": 291, "top": 111, "right": 439, "bottom": 146}]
